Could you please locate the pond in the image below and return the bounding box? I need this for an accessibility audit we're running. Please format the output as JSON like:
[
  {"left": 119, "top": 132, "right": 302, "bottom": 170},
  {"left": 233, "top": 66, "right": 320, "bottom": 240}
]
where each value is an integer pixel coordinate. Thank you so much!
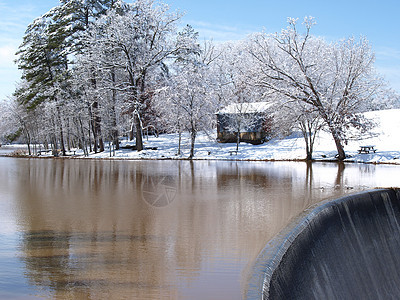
[{"left": 0, "top": 157, "right": 398, "bottom": 299}]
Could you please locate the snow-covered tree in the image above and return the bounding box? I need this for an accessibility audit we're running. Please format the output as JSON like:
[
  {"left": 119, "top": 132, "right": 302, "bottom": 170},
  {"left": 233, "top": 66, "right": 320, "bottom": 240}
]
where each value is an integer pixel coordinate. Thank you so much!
[
  {"left": 0, "top": 97, "right": 41, "bottom": 155},
  {"left": 0, "top": 100, "right": 22, "bottom": 144},
  {"left": 164, "top": 65, "right": 216, "bottom": 159},
  {"left": 85, "top": 0, "right": 182, "bottom": 151},
  {"left": 249, "top": 17, "right": 390, "bottom": 160},
  {"left": 272, "top": 100, "right": 324, "bottom": 160},
  {"left": 45, "top": 0, "right": 122, "bottom": 153},
  {"left": 154, "top": 37, "right": 218, "bottom": 158},
  {"left": 153, "top": 24, "right": 201, "bottom": 155},
  {"left": 15, "top": 0, "right": 120, "bottom": 155}
]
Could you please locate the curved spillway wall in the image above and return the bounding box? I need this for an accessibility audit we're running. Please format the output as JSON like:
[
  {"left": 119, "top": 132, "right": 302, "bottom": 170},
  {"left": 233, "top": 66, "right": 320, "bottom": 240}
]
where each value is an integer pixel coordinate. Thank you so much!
[{"left": 247, "top": 188, "right": 400, "bottom": 299}]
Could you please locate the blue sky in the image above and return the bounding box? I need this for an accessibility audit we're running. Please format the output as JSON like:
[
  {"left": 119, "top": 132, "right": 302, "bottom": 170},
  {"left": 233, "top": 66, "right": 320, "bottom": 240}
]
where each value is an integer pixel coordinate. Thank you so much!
[{"left": 1, "top": 0, "right": 400, "bottom": 102}]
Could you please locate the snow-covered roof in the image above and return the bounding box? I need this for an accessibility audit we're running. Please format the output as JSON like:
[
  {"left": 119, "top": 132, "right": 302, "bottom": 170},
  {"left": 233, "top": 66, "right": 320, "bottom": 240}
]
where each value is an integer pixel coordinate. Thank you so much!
[{"left": 217, "top": 102, "right": 273, "bottom": 114}]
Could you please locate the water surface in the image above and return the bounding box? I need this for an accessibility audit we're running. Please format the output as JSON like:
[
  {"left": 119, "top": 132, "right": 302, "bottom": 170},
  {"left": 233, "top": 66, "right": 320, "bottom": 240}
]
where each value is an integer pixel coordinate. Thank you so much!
[{"left": 0, "top": 157, "right": 398, "bottom": 299}]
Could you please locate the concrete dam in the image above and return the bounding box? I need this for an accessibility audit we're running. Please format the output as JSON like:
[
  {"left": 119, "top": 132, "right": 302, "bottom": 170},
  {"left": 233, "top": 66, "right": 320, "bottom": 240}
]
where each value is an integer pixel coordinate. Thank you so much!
[{"left": 248, "top": 188, "right": 400, "bottom": 299}]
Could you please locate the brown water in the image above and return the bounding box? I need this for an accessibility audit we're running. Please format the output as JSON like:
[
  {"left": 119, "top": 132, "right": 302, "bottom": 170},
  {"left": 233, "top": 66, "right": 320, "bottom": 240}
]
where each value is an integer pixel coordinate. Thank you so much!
[{"left": 0, "top": 157, "right": 398, "bottom": 299}]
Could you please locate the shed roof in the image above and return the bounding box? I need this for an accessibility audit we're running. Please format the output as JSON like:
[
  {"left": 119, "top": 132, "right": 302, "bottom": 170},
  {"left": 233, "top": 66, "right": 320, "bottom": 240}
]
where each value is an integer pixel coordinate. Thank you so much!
[{"left": 217, "top": 102, "right": 273, "bottom": 114}]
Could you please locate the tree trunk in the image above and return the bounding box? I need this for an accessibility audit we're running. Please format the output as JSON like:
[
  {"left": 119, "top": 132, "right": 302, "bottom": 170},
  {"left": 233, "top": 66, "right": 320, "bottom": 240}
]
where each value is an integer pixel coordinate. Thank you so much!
[
  {"left": 236, "top": 131, "right": 240, "bottom": 152},
  {"left": 135, "top": 71, "right": 147, "bottom": 152},
  {"left": 88, "top": 122, "right": 92, "bottom": 153},
  {"left": 324, "top": 122, "right": 346, "bottom": 160},
  {"left": 178, "top": 130, "right": 182, "bottom": 155},
  {"left": 78, "top": 118, "right": 88, "bottom": 156},
  {"left": 66, "top": 118, "right": 71, "bottom": 151},
  {"left": 319, "top": 109, "right": 345, "bottom": 160},
  {"left": 22, "top": 124, "right": 31, "bottom": 156},
  {"left": 327, "top": 119, "right": 346, "bottom": 160},
  {"left": 91, "top": 102, "right": 104, "bottom": 153},
  {"left": 134, "top": 113, "right": 143, "bottom": 151},
  {"left": 89, "top": 72, "right": 104, "bottom": 153},
  {"left": 299, "top": 120, "right": 314, "bottom": 161},
  {"left": 304, "top": 131, "right": 313, "bottom": 161},
  {"left": 88, "top": 104, "right": 96, "bottom": 152},
  {"left": 59, "top": 125, "right": 66, "bottom": 156},
  {"left": 189, "top": 129, "right": 196, "bottom": 159},
  {"left": 51, "top": 135, "right": 58, "bottom": 157},
  {"left": 26, "top": 139, "right": 31, "bottom": 156},
  {"left": 56, "top": 105, "right": 66, "bottom": 156},
  {"left": 334, "top": 135, "right": 346, "bottom": 160},
  {"left": 129, "top": 122, "right": 134, "bottom": 141},
  {"left": 90, "top": 117, "right": 98, "bottom": 153},
  {"left": 111, "top": 69, "right": 119, "bottom": 150},
  {"left": 112, "top": 127, "right": 119, "bottom": 150},
  {"left": 95, "top": 115, "right": 104, "bottom": 152}
]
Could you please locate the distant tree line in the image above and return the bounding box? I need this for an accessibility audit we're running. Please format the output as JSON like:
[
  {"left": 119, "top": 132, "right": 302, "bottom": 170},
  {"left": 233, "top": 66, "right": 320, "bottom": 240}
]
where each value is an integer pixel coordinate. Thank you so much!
[{"left": 0, "top": 1, "right": 397, "bottom": 160}]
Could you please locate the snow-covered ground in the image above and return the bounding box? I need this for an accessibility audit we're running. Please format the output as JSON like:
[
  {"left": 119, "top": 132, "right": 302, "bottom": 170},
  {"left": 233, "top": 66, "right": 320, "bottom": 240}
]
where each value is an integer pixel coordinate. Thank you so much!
[{"left": 3, "top": 109, "right": 400, "bottom": 165}]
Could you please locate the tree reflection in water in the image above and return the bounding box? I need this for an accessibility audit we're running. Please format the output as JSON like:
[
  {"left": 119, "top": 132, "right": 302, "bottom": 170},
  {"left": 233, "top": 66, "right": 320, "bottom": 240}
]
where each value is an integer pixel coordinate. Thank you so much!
[{"left": 7, "top": 158, "right": 391, "bottom": 299}]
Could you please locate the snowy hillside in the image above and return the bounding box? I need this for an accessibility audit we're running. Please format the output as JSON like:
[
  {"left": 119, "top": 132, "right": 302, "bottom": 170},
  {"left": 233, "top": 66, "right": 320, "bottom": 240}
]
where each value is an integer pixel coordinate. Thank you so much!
[
  {"left": 85, "top": 109, "right": 400, "bottom": 164},
  {"left": 340, "top": 109, "right": 400, "bottom": 163}
]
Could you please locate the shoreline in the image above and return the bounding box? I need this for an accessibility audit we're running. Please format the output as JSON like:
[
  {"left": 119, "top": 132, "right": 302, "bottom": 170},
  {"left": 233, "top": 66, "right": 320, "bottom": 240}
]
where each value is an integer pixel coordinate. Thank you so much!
[{"left": 2, "top": 152, "right": 400, "bottom": 166}]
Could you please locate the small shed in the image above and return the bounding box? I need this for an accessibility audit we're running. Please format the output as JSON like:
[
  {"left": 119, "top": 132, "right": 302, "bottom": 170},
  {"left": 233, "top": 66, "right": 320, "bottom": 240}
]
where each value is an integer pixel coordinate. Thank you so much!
[{"left": 216, "top": 102, "right": 273, "bottom": 145}]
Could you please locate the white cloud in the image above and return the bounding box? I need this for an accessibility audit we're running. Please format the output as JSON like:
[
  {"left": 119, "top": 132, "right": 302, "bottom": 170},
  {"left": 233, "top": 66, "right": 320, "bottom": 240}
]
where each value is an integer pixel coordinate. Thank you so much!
[
  {"left": 0, "top": 1, "right": 40, "bottom": 46},
  {"left": 0, "top": 45, "right": 17, "bottom": 68},
  {"left": 373, "top": 46, "right": 400, "bottom": 91},
  {"left": 375, "top": 66, "right": 400, "bottom": 90},
  {"left": 375, "top": 46, "right": 400, "bottom": 61},
  {"left": 184, "top": 20, "right": 256, "bottom": 42}
]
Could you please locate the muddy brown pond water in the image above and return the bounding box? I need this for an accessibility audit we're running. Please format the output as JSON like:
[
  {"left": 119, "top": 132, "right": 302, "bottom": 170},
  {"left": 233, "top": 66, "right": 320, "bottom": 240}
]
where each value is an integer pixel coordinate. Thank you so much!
[{"left": 0, "top": 157, "right": 399, "bottom": 299}]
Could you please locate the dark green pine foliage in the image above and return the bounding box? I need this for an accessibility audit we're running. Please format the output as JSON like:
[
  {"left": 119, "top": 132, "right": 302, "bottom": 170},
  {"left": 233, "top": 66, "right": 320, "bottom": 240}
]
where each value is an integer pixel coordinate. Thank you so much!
[
  {"left": 15, "top": 16, "right": 68, "bottom": 109},
  {"left": 15, "top": 0, "right": 120, "bottom": 108},
  {"left": 47, "top": 0, "right": 123, "bottom": 56}
]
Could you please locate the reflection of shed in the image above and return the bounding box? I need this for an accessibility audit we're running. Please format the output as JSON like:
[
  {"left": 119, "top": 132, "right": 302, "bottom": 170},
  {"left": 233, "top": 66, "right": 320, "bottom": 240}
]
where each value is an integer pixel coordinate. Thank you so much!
[{"left": 216, "top": 102, "right": 273, "bottom": 144}]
